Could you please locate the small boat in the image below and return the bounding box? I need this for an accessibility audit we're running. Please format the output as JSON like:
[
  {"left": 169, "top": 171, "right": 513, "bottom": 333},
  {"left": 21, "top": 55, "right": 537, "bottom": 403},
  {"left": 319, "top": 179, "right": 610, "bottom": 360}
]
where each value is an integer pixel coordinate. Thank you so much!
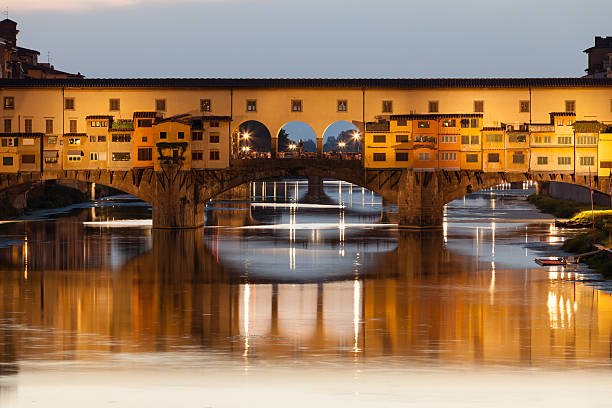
[{"left": 535, "top": 257, "right": 567, "bottom": 266}]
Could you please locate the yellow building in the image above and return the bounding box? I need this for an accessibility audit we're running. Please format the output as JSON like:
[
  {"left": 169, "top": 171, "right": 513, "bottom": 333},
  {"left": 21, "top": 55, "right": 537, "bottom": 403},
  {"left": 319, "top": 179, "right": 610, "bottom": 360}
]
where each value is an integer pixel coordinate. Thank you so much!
[
  {"left": 458, "top": 115, "right": 483, "bottom": 171},
  {"left": 598, "top": 127, "right": 612, "bottom": 177},
  {"left": 482, "top": 127, "right": 506, "bottom": 172},
  {"left": 573, "top": 119, "right": 600, "bottom": 175},
  {"left": 198, "top": 115, "right": 232, "bottom": 169},
  {"left": 108, "top": 119, "right": 134, "bottom": 170},
  {"left": 85, "top": 115, "right": 111, "bottom": 170},
  {"left": 62, "top": 131, "right": 87, "bottom": 170},
  {"left": 17, "top": 132, "right": 42, "bottom": 172},
  {"left": 133, "top": 112, "right": 156, "bottom": 169},
  {"left": 0, "top": 132, "right": 20, "bottom": 172},
  {"left": 153, "top": 116, "right": 192, "bottom": 171},
  {"left": 504, "top": 126, "right": 530, "bottom": 172}
]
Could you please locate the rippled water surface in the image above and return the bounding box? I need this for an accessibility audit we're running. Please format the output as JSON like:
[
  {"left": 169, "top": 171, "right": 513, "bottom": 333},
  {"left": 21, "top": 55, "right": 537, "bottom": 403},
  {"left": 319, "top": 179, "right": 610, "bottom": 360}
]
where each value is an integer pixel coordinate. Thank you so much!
[{"left": 1, "top": 180, "right": 612, "bottom": 407}]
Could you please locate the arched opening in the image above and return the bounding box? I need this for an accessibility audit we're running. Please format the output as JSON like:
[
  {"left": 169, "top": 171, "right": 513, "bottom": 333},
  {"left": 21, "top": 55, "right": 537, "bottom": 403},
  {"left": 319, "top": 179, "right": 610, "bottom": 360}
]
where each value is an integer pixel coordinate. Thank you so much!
[
  {"left": 233, "top": 121, "right": 272, "bottom": 159},
  {"left": 277, "top": 121, "right": 317, "bottom": 158},
  {"left": 322, "top": 121, "right": 361, "bottom": 157}
]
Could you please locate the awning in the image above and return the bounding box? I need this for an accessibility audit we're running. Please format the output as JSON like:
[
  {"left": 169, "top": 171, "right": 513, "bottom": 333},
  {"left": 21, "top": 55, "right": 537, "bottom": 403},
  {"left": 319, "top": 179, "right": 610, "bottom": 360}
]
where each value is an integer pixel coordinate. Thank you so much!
[
  {"left": 44, "top": 151, "right": 59, "bottom": 158},
  {"left": 67, "top": 150, "right": 83, "bottom": 156}
]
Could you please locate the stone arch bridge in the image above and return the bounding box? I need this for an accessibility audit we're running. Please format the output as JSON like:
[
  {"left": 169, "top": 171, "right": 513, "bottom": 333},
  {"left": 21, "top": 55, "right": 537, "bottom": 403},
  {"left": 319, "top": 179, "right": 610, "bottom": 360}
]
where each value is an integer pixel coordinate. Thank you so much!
[{"left": 1, "top": 159, "right": 610, "bottom": 228}]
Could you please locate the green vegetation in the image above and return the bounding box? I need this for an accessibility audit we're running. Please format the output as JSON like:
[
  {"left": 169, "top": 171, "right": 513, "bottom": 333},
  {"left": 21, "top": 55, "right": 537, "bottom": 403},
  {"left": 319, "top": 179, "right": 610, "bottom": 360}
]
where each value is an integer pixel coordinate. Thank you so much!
[
  {"left": 527, "top": 194, "right": 606, "bottom": 218},
  {"left": 0, "top": 200, "right": 18, "bottom": 220},
  {"left": 27, "top": 184, "right": 87, "bottom": 210},
  {"left": 527, "top": 195, "right": 612, "bottom": 277}
]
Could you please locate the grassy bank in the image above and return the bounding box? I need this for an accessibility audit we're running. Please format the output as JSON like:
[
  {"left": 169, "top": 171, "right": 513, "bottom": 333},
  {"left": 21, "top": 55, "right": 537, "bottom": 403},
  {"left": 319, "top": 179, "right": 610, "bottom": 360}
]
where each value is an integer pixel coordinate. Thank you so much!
[
  {"left": 527, "top": 194, "right": 607, "bottom": 218},
  {"left": 528, "top": 194, "right": 612, "bottom": 277}
]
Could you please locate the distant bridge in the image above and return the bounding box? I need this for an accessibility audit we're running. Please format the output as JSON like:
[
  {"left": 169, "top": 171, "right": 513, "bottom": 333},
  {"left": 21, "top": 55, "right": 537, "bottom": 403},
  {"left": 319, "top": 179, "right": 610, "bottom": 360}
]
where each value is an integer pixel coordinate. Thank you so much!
[{"left": 1, "top": 159, "right": 610, "bottom": 228}]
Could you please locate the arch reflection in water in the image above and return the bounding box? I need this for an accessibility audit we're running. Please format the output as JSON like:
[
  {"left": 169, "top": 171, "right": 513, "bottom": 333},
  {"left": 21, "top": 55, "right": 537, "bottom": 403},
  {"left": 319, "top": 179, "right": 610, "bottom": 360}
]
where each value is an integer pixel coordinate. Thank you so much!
[{"left": 1, "top": 224, "right": 612, "bottom": 369}]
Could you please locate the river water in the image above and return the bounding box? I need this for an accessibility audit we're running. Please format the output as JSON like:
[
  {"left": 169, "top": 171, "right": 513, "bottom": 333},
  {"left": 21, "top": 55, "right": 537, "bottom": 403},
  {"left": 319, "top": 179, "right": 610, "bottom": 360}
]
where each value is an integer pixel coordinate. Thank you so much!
[{"left": 1, "top": 181, "right": 612, "bottom": 407}]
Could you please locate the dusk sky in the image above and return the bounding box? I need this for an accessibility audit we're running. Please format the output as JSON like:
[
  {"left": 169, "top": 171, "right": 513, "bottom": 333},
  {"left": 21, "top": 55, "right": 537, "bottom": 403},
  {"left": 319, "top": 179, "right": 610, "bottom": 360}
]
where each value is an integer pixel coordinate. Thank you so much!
[{"left": 8, "top": 0, "right": 612, "bottom": 79}]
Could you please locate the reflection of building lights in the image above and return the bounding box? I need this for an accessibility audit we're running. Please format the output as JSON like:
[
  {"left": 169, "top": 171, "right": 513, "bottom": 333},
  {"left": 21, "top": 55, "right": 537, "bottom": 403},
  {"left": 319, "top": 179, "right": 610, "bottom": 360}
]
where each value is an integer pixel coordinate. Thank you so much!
[
  {"left": 243, "top": 283, "right": 250, "bottom": 357},
  {"left": 353, "top": 279, "right": 361, "bottom": 353},
  {"left": 23, "top": 236, "right": 28, "bottom": 280}
]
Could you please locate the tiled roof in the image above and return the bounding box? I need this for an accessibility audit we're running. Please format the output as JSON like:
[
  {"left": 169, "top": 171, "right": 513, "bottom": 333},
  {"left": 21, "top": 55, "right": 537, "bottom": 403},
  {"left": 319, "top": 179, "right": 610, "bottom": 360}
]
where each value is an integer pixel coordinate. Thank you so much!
[
  {"left": 63, "top": 133, "right": 87, "bottom": 137},
  {"left": 86, "top": 115, "right": 113, "bottom": 120},
  {"left": 481, "top": 127, "right": 505, "bottom": 131},
  {"left": 133, "top": 111, "right": 157, "bottom": 118},
  {"left": 2, "top": 78, "right": 612, "bottom": 89},
  {"left": 390, "top": 113, "right": 483, "bottom": 120},
  {"left": 0, "top": 132, "right": 44, "bottom": 138},
  {"left": 199, "top": 115, "right": 232, "bottom": 122}
]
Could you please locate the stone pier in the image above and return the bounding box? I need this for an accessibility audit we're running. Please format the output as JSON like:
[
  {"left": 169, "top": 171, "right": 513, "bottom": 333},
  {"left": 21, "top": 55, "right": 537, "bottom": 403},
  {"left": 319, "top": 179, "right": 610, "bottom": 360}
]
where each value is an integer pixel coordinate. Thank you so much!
[
  {"left": 397, "top": 171, "right": 444, "bottom": 228},
  {"left": 152, "top": 164, "right": 205, "bottom": 229}
]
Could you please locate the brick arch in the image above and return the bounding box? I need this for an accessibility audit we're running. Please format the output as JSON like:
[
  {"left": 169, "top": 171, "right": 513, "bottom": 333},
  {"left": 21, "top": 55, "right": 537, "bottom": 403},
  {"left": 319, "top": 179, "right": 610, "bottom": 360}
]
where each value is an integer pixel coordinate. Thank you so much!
[{"left": 0, "top": 169, "right": 156, "bottom": 204}]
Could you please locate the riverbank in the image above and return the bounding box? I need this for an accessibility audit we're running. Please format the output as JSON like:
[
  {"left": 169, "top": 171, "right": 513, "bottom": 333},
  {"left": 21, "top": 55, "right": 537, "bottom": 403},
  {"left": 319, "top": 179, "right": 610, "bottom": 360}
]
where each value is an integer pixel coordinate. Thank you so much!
[{"left": 528, "top": 194, "right": 612, "bottom": 276}]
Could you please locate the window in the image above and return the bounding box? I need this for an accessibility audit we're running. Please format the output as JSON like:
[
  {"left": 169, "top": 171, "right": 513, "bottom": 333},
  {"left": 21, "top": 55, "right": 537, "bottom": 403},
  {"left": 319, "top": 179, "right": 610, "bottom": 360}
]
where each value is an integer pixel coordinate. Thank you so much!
[
  {"left": 417, "top": 121, "right": 430, "bottom": 128},
  {"left": 200, "top": 99, "right": 211, "bottom": 112},
  {"left": 580, "top": 156, "right": 595, "bottom": 166},
  {"left": 558, "top": 157, "right": 572, "bottom": 165},
  {"left": 64, "top": 97, "right": 75, "bottom": 110},
  {"left": 440, "top": 135, "right": 457, "bottom": 143},
  {"left": 418, "top": 152, "right": 430, "bottom": 161},
  {"left": 90, "top": 152, "right": 99, "bottom": 161},
  {"left": 142, "top": 136, "right": 148, "bottom": 142},
  {"left": 109, "top": 98, "right": 120, "bottom": 111},
  {"left": 557, "top": 136, "right": 572, "bottom": 144},
  {"left": 428, "top": 101, "right": 439, "bottom": 113},
  {"left": 395, "top": 134, "right": 409, "bottom": 143},
  {"left": 470, "top": 118, "right": 479, "bottom": 128},
  {"left": 247, "top": 100, "right": 257, "bottom": 112},
  {"left": 98, "top": 135, "right": 106, "bottom": 142},
  {"left": 160, "top": 131, "right": 167, "bottom": 140},
  {"left": 373, "top": 135, "right": 386, "bottom": 143},
  {"left": 508, "top": 134, "right": 526, "bottom": 143},
  {"left": 1, "top": 139, "right": 6, "bottom": 147},
  {"left": 291, "top": 100, "right": 302, "bottom": 112},
  {"left": 512, "top": 153, "right": 525, "bottom": 164},
  {"left": 3, "top": 156, "right": 13, "bottom": 166},
  {"left": 210, "top": 150, "right": 220, "bottom": 160},
  {"left": 440, "top": 152, "right": 457, "bottom": 161},
  {"left": 567, "top": 119, "right": 573, "bottom": 126},
  {"left": 337, "top": 100, "right": 347, "bottom": 112},
  {"left": 209, "top": 133, "right": 220, "bottom": 143},
  {"left": 395, "top": 152, "right": 409, "bottom": 161},
  {"left": 44, "top": 153, "right": 58, "bottom": 164},
  {"left": 557, "top": 119, "right": 564, "bottom": 126},
  {"left": 414, "top": 135, "right": 436, "bottom": 143},
  {"left": 192, "top": 151, "right": 204, "bottom": 161},
  {"left": 209, "top": 121, "right": 219, "bottom": 128},
  {"left": 486, "top": 134, "right": 503, "bottom": 143},
  {"left": 22, "top": 138, "right": 34, "bottom": 146},
  {"left": 138, "top": 119, "right": 152, "bottom": 127},
  {"left": 4, "top": 118, "right": 10, "bottom": 132},
  {"left": 466, "top": 153, "right": 478, "bottom": 163},
  {"left": 461, "top": 135, "right": 470, "bottom": 144},
  {"left": 460, "top": 119, "right": 470, "bottom": 128},
  {"left": 382, "top": 100, "right": 393, "bottom": 113},
  {"left": 21, "top": 154, "right": 35, "bottom": 164},
  {"left": 577, "top": 135, "right": 597, "bottom": 145},
  {"left": 396, "top": 119, "right": 407, "bottom": 126},
  {"left": 112, "top": 152, "right": 131, "bottom": 161},
  {"left": 474, "top": 100, "right": 484, "bottom": 113},
  {"left": 487, "top": 153, "right": 500, "bottom": 163},
  {"left": 3, "top": 96, "right": 14, "bottom": 110},
  {"left": 373, "top": 153, "right": 386, "bottom": 162},
  {"left": 519, "top": 100, "right": 530, "bottom": 113},
  {"left": 192, "top": 131, "right": 203, "bottom": 141},
  {"left": 45, "top": 119, "right": 53, "bottom": 134},
  {"left": 70, "top": 120, "right": 77, "bottom": 133},
  {"left": 537, "top": 156, "right": 548, "bottom": 165},
  {"left": 442, "top": 119, "right": 456, "bottom": 127},
  {"left": 48, "top": 136, "right": 57, "bottom": 144},
  {"left": 112, "top": 134, "right": 131, "bottom": 143},
  {"left": 178, "top": 132, "right": 185, "bottom": 140},
  {"left": 68, "top": 138, "right": 81, "bottom": 145},
  {"left": 535, "top": 135, "right": 552, "bottom": 143},
  {"left": 138, "top": 148, "right": 153, "bottom": 161},
  {"left": 24, "top": 119, "right": 32, "bottom": 133},
  {"left": 68, "top": 155, "right": 81, "bottom": 162},
  {"left": 156, "top": 99, "right": 166, "bottom": 112},
  {"left": 89, "top": 135, "right": 96, "bottom": 142},
  {"left": 565, "top": 100, "right": 576, "bottom": 112}
]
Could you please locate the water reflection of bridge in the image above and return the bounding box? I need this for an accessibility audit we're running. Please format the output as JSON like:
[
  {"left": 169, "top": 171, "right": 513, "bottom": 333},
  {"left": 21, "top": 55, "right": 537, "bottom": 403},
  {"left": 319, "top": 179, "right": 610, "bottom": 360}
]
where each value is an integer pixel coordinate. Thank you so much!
[{"left": 2, "top": 222, "right": 612, "bottom": 372}]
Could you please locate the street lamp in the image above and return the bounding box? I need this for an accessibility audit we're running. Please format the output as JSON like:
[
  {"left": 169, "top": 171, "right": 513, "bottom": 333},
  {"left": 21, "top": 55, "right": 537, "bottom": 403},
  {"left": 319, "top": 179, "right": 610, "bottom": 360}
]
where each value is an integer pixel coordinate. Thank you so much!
[{"left": 338, "top": 141, "right": 346, "bottom": 149}]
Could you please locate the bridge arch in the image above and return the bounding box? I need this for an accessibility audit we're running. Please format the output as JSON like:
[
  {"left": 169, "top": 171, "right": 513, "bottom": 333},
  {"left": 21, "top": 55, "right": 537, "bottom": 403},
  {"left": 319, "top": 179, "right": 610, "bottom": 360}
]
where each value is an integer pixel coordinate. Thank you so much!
[
  {"left": 232, "top": 120, "right": 273, "bottom": 158},
  {"left": 322, "top": 121, "right": 361, "bottom": 153},
  {"left": 276, "top": 121, "right": 317, "bottom": 154}
]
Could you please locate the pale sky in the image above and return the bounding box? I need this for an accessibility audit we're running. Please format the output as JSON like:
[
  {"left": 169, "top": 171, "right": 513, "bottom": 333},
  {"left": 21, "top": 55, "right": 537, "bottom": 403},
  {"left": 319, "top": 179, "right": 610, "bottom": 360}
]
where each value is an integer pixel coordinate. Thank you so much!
[
  {"left": 8, "top": 0, "right": 612, "bottom": 79},
  {"left": 7, "top": 0, "right": 612, "bottom": 141}
]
